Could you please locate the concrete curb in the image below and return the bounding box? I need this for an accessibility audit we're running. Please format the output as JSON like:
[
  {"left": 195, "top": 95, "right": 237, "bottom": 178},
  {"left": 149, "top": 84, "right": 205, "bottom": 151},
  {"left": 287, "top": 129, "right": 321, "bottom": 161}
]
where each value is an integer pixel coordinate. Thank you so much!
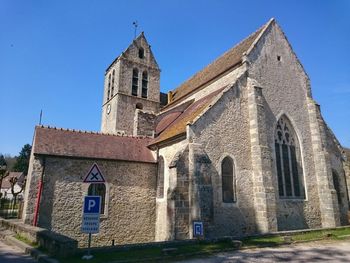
[{"left": 4, "top": 235, "right": 59, "bottom": 263}]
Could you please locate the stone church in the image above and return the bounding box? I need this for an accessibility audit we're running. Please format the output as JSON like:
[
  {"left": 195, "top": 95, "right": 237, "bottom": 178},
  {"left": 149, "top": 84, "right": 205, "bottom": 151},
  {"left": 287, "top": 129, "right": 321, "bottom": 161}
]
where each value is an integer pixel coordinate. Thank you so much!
[{"left": 22, "top": 18, "right": 350, "bottom": 247}]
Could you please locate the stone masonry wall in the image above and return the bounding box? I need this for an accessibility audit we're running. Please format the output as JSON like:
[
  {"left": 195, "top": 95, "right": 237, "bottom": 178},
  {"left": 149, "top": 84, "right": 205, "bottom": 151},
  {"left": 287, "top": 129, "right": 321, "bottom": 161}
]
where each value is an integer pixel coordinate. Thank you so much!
[
  {"left": 133, "top": 110, "right": 156, "bottom": 137},
  {"left": 247, "top": 21, "right": 323, "bottom": 229},
  {"left": 155, "top": 140, "right": 188, "bottom": 241},
  {"left": 22, "top": 152, "right": 44, "bottom": 225},
  {"left": 320, "top": 115, "right": 349, "bottom": 225},
  {"left": 31, "top": 156, "right": 157, "bottom": 247},
  {"left": 190, "top": 79, "right": 257, "bottom": 237}
]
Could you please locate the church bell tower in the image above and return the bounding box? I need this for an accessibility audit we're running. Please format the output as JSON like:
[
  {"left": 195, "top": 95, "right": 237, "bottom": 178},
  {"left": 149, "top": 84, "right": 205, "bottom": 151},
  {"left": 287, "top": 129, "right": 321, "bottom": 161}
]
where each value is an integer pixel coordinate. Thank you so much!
[{"left": 101, "top": 33, "right": 160, "bottom": 135}]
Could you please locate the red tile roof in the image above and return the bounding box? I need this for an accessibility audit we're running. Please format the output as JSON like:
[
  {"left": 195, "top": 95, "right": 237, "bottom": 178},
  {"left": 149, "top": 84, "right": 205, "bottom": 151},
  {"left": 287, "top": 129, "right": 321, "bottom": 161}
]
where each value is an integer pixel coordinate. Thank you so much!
[{"left": 33, "top": 126, "right": 156, "bottom": 163}]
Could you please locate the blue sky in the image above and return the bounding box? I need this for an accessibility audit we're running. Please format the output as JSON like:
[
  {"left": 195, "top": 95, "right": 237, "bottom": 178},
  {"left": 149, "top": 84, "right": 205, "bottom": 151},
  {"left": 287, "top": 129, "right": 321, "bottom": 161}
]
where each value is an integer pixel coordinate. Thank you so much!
[{"left": 0, "top": 0, "right": 349, "bottom": 156}]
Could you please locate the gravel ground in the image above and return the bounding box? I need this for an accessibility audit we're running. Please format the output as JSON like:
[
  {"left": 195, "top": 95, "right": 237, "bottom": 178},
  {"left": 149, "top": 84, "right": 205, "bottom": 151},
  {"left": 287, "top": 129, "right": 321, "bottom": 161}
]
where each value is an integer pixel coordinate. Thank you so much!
[{"left": 177, "top": 239, "right": 350, "bottom": 263}]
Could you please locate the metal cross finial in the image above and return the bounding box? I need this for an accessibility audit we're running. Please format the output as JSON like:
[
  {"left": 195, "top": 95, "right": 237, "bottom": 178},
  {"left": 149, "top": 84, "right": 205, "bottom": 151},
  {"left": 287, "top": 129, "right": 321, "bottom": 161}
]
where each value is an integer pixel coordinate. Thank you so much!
[{"left": 132, "top": 21, "right": 138, "bottom": 39}]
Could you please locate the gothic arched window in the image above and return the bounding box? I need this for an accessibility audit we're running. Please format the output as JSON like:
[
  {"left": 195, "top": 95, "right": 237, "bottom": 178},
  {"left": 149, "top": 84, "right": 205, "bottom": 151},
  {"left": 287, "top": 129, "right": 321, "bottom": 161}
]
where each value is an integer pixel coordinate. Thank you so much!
[
  {"left": 132, "top": 68, "right": 138, "bottom": 96},
  {"left": 142, "top": 71, "right": 148, "bottom": 98},
  {"left": 111, "top": 69, "right": 115, "bottom": 97},
  {"left": 107, "top": 74, "right": 111, "bottom": 101},
  {"left": 274, "top": 115, "right": 305, "bottom": 199},
  {"left": 222, "top": 156, "right": 236, "bottom": 203},
  {"left": 88, "top": 183, "right": 106, "bottom": 214},
  {"left": 157, "top": 156, "right": 164, "bottom": 198}
]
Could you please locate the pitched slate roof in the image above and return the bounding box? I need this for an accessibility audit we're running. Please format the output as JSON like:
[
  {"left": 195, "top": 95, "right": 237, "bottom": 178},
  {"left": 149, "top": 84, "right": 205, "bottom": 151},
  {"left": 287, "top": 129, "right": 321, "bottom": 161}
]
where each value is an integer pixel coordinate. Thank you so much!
[
  {"left": 151, "top": 19, "right": 273, "bottom": 145},
  {"left": 33, "top": 126, "right": 156, "bottom": 163},
  {"left": 166, "top": 21, "right": 268, "bottom": 107}
]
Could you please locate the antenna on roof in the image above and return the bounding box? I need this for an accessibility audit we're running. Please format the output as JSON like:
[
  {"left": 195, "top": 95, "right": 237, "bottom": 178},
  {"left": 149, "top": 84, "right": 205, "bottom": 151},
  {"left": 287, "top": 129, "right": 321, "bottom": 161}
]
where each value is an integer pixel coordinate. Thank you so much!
[
  {"left": 39, "top": 109, "right": 43, "bottom": 125},
  {"left": 132, "top": 21, "right": 138, "bottom": 39}
]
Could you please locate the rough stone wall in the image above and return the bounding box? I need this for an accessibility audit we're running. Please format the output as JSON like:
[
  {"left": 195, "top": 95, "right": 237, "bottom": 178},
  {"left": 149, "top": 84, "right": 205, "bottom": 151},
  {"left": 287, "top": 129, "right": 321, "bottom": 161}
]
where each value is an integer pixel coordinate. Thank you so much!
[
  {"left": 22, "top": 153, "right": 45, "bottom": 225},
  {"left": 246, "top": 81, "right": 278, "bottom": 232},
  {"left": 173, "top": 146, "right": 190, "bottom": 239},
  {"left": 320, "top": 115, "right": 349, "bottom": 225},
  {"left": 133, "top": 110, "right": 156, "bottom": 137},
  {"left": 112, "top": 94, "right": 159, "bottom": 135},
  {"left": 155, "top": 140, "right": 188, "bottom": 241},
  {"left": 190, "top": 80, "right": 257, "bottom": 237},
  {"left": 28, "top": 156, "right": 157, "bottom": 247},
  {"left": 344, "top": 149, "right": 350, "bottom": 205},
  {"left": 247, "top": 21, "right": 323, "bottom": 230}
]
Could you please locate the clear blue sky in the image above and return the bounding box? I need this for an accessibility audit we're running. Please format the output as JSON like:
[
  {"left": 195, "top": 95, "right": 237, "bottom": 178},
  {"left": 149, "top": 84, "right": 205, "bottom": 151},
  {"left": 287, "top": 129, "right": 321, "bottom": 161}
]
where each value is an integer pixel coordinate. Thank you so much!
[{"left": 1, "top": 0, "right": 349, "bottom": 156}]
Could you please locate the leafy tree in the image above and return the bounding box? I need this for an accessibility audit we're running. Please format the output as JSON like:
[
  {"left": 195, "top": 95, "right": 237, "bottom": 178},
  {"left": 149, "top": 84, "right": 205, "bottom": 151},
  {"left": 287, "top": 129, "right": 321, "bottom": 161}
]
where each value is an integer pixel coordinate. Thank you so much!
[
  {"left": 0, "top": 155, "right": 9, "bottom": 198},
  {"left": 12, "top": 144, "right": 32, "bottom": 175}
]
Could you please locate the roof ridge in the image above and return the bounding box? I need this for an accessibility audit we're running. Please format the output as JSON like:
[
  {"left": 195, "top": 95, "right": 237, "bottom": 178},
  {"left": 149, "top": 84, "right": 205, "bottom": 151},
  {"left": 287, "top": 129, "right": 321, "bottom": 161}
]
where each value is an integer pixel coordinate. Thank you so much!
[
  {"left": 165, "top": 19, "right": 270, "bottom": 108},
  {"left": 244, "top": 18, "right": 275, "bottom": 58},
  {"left": 36, "top": 125, "right": 149, "bottom": 139}
]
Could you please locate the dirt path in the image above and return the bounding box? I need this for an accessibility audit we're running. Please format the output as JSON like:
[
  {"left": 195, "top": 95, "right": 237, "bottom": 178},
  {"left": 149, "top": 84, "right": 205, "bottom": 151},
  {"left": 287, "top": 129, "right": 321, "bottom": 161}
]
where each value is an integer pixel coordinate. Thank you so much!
[
  {"left": 0, "top": 239, "right": 37, "bottom": 263},
  {"left": 177, "top": 240, "right": 350, "bottom": 262}
]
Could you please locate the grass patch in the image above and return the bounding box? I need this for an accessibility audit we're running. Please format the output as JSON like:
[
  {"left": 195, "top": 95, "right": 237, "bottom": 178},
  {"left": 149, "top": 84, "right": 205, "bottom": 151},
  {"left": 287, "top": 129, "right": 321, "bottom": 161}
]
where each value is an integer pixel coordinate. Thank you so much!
[
  {"left": 242, "top": 227, "right": 350, "bottom": 248},
  {"left": 242, "top": 235, "right": 283, "bottom": 247},
  {"left": 56, "top": 227, "right": 350, "bottom": 263},
  {"left": 14, "top": 233, "right": 39, "bottom": 248},
  {"left": 58, "top": 240, "right": 235, "bottom": 263}
]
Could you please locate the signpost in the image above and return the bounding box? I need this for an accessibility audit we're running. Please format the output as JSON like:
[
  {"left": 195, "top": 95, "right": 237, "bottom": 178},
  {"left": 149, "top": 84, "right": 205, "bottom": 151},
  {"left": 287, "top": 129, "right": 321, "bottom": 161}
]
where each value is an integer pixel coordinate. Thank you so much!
[
  {"left": 81, "top": 163, "right": 105, "bottom": 260},
  {"left": 81, "top": 196, "right": 101, "bottom": 260}
]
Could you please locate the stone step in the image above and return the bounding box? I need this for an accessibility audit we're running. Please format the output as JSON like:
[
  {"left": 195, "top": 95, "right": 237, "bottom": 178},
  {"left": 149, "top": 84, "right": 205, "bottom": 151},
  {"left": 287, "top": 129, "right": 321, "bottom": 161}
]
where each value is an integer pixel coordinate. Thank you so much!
[{"left": 0, "top": 228, "right": 13, "bottom": 240}]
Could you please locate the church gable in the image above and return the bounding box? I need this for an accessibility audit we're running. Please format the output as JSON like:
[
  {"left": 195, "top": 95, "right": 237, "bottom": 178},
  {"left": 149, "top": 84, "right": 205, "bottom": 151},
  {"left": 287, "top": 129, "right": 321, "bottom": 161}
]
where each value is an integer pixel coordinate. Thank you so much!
[
  {"left": 121, "top": 32, "right": 159, "bottom": 70},
  {"left": 246, "top": 19, "right": 310, "bottom": 95}
]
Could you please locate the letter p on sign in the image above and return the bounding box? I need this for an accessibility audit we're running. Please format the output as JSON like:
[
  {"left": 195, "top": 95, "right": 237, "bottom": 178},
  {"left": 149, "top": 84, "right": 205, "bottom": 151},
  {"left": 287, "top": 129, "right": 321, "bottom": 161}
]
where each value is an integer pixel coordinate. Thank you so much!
[
  {"left": 88, "top": 200, "right": 96, "bottom": 211},
  {"left": 83, "top": 196, "right": 101, "bottom": 214}
]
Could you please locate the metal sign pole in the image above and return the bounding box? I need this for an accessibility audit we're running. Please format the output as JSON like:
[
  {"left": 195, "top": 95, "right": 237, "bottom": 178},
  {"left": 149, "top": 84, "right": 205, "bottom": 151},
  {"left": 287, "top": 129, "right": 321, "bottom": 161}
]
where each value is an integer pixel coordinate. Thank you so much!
[
  {"left": 82, "top": 233, "right": 93, "bottom": 260},
  {"left": 88, "top": 233, "right": 92, "bottom": 257}
]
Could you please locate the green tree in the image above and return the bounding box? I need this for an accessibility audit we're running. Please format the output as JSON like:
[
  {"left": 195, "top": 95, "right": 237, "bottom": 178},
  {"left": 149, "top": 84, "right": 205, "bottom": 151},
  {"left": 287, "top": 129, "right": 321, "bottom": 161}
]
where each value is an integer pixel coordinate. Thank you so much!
[
  {"left": 13, "top": 144, "right": 32, "bottom": 175},
  {"left": 0, "top": 155, "right": 9, "bottom": 198}
]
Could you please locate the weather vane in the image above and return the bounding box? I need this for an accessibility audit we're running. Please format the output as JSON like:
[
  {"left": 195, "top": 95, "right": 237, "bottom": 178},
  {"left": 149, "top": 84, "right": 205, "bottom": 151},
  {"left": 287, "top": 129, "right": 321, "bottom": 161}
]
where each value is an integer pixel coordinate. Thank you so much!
[{"left": 132, "top": 21, "right": 138, "bottom": 39}]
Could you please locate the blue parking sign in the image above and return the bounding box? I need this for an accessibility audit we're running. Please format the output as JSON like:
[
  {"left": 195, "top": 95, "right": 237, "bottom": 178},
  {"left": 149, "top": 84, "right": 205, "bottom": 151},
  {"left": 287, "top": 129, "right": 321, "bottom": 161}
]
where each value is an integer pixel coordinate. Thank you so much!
[
  {"left": 193, "top": 221, "right": 204, "bottom": 237},
  {"left": 83, "top": 196, "right": 101, "bottom": 214}
]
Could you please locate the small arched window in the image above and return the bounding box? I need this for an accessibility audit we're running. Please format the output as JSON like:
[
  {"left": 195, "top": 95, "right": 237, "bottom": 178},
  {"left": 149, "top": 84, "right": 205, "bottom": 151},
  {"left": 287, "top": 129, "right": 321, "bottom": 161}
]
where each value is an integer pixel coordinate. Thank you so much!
[
  {"left": 274, "top": 115, "right": 305, "bottom": 199},
  {"left": 222, "top": 156, "right": 235, "bottom": 203},
  {"left": 107, "top": 74, "right": 111, "bottom": 101},
  {"left": 88, "top": 183, "right": 106, "bottom": 214},
  {"left": 142, "top": 71, "right": 148, "bottom": 98},
  {"left": 157, "top": 156, "right": 164, "bottom": 198},
  {"left": 139, "top": 47, "right": 144, "bottom": 59},
  {"left": 132, "top": 68, "right": 138, "bottom": 96},
  {"left": 111, "top": 69, "right": 115, "bottom": 97}
]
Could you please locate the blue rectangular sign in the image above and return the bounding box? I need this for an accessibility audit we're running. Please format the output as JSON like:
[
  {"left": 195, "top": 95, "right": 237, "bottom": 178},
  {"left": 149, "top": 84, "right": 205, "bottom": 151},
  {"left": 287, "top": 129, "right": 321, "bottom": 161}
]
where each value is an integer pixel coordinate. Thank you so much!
[
  {"left": 193, "top": 221, "right": 204, "bottom": 237},
  {"left": 83, "top": 196, "right": 101, "bottom": 214}
]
